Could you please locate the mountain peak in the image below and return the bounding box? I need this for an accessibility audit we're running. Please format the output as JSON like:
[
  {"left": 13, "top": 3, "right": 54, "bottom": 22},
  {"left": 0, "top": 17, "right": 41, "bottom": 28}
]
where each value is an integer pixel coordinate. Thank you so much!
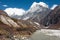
[
  {"left": 51, "top": 4, "right": 58, "bottom": 10},
  {"left": 30, "top": 2, "right": 49, "bottom": 8},
  {"left": 4, "top": 8, "right": 25, "bottom": 16}
]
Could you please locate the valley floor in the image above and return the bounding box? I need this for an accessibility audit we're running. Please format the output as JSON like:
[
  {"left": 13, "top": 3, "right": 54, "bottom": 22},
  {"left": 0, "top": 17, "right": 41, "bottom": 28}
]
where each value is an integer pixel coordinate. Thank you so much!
[{"left": 27, "top": 29, "right": 60, "bottom": 40}]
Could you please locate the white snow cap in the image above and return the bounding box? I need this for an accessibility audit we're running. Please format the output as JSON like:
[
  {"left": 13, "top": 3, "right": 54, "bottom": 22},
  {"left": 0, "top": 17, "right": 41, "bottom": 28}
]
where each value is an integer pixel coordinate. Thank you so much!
[
  {"left": 51, "top": 4, "right": 58, "bottom": 10},
  {"left": 4, "top": 8, "right": 25, "bottom": 16},
  {"left": 31, "top": 2, "right": 49, "bottom": 8}
]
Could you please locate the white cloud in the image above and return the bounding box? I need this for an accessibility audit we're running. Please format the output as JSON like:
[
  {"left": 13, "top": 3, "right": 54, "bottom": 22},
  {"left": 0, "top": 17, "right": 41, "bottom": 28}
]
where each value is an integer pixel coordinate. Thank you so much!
[
  {"left": 2, "top": 5, "right": 8, "bottom": 7},
  {"left": 4, "top": 8, "right": 25, "bottom": 16},
  {"left": 51, "top": 4, "right": 58, "bottom": 10},
  {"left": 31, "top": 2, "right": 49, "bottom": 8}
]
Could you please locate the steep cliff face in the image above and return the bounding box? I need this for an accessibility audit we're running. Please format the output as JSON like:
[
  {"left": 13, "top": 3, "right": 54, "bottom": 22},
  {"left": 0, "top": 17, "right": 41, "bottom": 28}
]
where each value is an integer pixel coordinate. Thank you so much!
[{"left": 40, "top": 5, "right": 60, "bottom": 29}]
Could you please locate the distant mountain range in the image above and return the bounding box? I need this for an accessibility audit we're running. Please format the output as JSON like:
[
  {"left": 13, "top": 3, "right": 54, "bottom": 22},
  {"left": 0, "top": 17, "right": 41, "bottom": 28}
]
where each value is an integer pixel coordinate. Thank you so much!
[
  {"left": 4, "top": 2, "right": 58, "bottom": 21},
  {"left": 4, "top": 2, "right": 50, "bottom": 20}
]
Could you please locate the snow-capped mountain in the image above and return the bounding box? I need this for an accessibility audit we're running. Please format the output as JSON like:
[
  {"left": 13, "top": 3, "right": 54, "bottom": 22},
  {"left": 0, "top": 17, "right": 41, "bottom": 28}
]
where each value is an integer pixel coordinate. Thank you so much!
[
  {"left": 4, "top": 2, "right": 50, "bottom": 20},
  {"left": 51, "top": 4, "right": 58, "bottom": 10},
  {"left": 28, "top": 2, "right": 49, "bottom": 13},
  {"left": 4, "top": 8, "right": 26, "bottom": 19},
  {"left": 21, "top": 2, "right": 50, "bottom": 20}
]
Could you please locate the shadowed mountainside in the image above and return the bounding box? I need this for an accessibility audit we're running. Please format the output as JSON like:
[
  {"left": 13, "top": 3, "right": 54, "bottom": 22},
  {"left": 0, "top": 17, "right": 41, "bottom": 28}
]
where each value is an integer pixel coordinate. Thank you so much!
[{"left": 40, "top": 5, "right": 60, "bottom": 29}]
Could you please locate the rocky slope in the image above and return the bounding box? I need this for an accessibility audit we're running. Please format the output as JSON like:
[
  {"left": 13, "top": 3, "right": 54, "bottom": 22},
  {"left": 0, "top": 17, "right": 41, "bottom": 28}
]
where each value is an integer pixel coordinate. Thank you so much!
[
  {"left": 40, "top": 5, "right": 60, "bottom": 29},
  {"left": 0, "top": 10, "right": 40, "bottom": 40}
]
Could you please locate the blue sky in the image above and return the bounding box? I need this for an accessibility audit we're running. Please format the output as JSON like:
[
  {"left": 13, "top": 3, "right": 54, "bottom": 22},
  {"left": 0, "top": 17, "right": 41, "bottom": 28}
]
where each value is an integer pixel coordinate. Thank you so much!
[{"left": 0, "top": 0, "right": 60, "bottom": 10}]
